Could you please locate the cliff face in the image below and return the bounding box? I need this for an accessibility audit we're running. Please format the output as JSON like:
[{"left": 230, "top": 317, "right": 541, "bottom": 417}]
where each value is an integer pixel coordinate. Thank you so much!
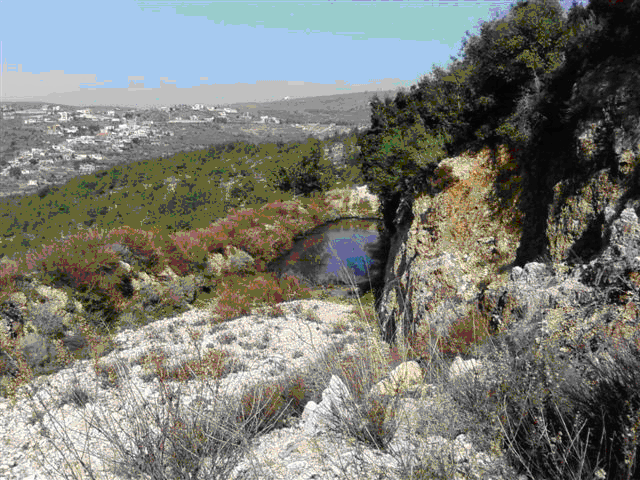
[
  {"left": 377, "top": 117, "right": 640, "bottom": 359},
  {"left": 377, "top": 147, "right": 522, "bottom": 345}
]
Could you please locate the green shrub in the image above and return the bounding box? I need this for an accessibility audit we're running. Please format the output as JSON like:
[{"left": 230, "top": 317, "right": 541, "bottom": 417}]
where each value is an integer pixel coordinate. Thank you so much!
[{"left": 358, "top": 118, "right": 449, "bottom": 234}]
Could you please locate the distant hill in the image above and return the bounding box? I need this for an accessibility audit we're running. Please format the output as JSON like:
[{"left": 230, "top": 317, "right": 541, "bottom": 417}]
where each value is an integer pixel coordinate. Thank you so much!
[
  {"left": 2, "top": 90, "right": 398, "bottom": 125},
  {"left": 6, "top": 79, "right": 411, "bottom": 108},
  {"left": 230, "top": 90, "right": 396, "bottom": 125}
]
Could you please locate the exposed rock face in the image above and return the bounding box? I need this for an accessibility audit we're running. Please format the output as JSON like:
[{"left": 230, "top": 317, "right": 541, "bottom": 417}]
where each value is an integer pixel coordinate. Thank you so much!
[
  {"left": 546, "top": 170, "right": 623, "bottom": 263},
  {"left": 377, "top": 150, "right": 521, "bottom": 345},
  {"left": 376, "top": 125, "right": 640, "bottom": 358},
  {"left": 479, "top": 261, "right": 597, "bottom": 359},
  {"left": 475, "top": 205, "right": 640, "bottom": 374}
]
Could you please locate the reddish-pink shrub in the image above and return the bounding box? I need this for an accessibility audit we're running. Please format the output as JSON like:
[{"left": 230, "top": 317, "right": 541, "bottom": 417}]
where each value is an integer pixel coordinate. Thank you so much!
[
  {"left": 21, "top": 231, "right": 131, "bottom": 321},
  {"left": 440, "top": 313, "right": 491, "bottom": 357},
  {"left": 211, "top": 272, "right": 310, "bottom": 322},
  {"left": 0, "top": 259, "right": 22, "bottom": 304}
]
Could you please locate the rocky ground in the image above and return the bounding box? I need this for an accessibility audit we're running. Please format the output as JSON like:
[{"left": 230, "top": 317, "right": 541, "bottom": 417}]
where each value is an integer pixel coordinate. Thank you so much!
[
  {"left": 0, "top": 298, "right": 362, "bottom": 479},
  {"left": 0, "top": 296, "right": 520, "bottom": 480}
]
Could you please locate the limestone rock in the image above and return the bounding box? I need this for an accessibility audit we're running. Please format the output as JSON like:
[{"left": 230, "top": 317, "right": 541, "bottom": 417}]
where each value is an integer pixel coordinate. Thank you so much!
[
  {"left": 575, "top": 116, "right": 640, "bottom": 177},
  {"left": 285, "top": 361, "right": 515, "bottom": 480},
  {"left": 449, "top": 355, "right": 484, "bottom": 382},
  {"left": 204, "top": 245, "right": 256, "bottom": 278},
  {"left": 482, "top": 204, "right": 640, "bottom": 360},
  {"left": 585, "top": 206, "right": 640, "bottom": 279},
  {"left": 0, "top": 295, "right": 519, "bottom": 480},
  {"left": 301, "top": 374, "right": 354, "bottom": 435},
  {"left": 376, "top": 150, "right": 519, "bottom": 347},
  {"left": 546, "top": 170, "right": 623, "bottom": 263},
  {"left": 369, "top": 361, "right": 424, "bottom": 398},
  {"left": 378, "top": 235, "right": 479, "bottom": 344},
  {"left": 480, "top": 260, "right": 597, "bottom": 357}
]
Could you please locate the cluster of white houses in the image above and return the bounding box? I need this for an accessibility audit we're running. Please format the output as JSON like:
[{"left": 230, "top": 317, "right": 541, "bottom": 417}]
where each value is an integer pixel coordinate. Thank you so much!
[
  {"left": 1, "top": 103, "right": 364, "bottom": 189},
  {"left": 1, "top": 106, "right": 171, "bottom": 181}
]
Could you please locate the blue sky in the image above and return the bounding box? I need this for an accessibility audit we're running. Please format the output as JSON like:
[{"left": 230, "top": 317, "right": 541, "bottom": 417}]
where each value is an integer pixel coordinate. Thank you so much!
[{"left": 1, "top": 0, "right": 588, "bottom": 106}]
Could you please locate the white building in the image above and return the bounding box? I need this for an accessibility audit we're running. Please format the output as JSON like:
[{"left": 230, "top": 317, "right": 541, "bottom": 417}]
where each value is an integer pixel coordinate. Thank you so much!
[{"left": 259, "top": 116, "right": 280, "bottom": 124}]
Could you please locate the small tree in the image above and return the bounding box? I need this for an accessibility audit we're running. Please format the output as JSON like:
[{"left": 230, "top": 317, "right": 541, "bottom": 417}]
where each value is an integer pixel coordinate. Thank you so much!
[
  {"left": 362, "top": 118, "right": 448, "bottom": 194},
  {"left": 359, "top": 117, "right": 449, "bottom": 232},
  {"left": 273, "top": 138, "right": 336, "bottom": 197}
]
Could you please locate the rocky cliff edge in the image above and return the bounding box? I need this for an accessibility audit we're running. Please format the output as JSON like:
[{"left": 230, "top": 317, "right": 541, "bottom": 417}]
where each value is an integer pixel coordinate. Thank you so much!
[{"left": 378, "top": 120, "right": 640, "bottom": 369}]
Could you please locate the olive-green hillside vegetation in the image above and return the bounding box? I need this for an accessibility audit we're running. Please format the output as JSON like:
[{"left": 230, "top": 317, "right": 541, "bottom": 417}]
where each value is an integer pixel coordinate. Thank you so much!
[{"left": 0, "top": 131, "right": 364, "bottom": 265}]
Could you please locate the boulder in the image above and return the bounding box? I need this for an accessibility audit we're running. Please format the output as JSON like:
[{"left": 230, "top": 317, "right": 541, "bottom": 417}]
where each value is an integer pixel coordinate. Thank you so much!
[
  {"left": 369, "top": 360, "right": 424, "bottom": 398},
  {"left": 203, "top": 246, "right": 256, "bottom": 278},
  {"left": 448, "top": 355, "right": 484, "bottom": 382}
]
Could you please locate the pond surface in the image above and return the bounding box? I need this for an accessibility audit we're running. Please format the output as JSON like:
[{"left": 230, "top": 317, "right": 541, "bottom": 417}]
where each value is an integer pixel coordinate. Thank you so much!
[{"left": 266, "top": 217, "right": 384, "bottom": 296}]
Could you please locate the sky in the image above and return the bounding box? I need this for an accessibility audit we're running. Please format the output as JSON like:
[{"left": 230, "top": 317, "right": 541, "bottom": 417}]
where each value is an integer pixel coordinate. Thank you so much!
[{"left": 1, "top": 0, "right": 588, "bottom": 107}]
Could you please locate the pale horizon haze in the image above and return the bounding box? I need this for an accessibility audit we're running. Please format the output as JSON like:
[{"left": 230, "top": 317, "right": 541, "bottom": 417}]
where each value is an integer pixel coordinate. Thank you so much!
[{"left": 1, "top": 0, "right": 587, "bottom": 108}]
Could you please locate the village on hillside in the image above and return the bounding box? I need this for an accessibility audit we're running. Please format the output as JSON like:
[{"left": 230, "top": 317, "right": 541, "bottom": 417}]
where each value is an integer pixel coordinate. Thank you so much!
[{"left": 0, "top": 102, "right": 367, "bottom": 198}]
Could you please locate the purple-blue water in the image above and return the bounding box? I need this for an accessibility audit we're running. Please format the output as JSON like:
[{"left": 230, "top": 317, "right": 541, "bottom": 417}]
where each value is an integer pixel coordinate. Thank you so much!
[{"left": 266, "top": 217, "right": 383, "bottom": 290}]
